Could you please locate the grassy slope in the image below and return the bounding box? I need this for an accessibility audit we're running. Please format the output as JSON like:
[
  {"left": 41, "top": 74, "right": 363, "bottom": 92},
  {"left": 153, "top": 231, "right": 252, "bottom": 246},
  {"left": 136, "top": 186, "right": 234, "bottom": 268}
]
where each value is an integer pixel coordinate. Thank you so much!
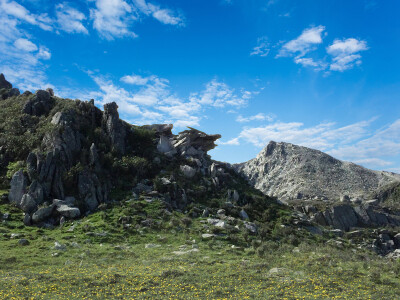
[{"left": 1, "top": 193, "right": 399, "bottom": 299}]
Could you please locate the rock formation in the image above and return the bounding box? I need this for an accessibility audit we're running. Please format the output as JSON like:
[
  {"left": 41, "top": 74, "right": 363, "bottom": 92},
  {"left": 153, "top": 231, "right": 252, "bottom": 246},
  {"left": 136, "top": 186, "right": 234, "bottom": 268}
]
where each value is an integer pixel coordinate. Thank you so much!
[{"left": 235, "top": 141, "right": 400, "bottom": 203}]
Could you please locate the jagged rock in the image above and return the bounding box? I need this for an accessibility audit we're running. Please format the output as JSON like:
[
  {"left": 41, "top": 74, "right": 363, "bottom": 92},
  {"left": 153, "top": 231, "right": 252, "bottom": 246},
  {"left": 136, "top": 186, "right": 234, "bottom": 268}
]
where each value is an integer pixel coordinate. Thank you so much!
[
  {"left": 22, "top": 90, "right": 54, "bottom": 116},
  {"left": 78, "top": 171, "right": 103, "bottom": 211},
  {"left": 20, "top": 194, "right": 37, "bottom": 213},
  {"left": 180, "top": 165, "right": 196, "bottom": 178},
  {"left": 244, "top": 222, "right": 258, "bottom": 234},
  {"left": 8, "top": 170, "right": 28, "bottom": 205},
  {"left": 89, "top": 143, "right": 100, "bottom": 169},
  {"left": 235, "top": 141, "right": 400, "bottom": 202},
  {"left": 56, "top": 205, "right": 81, "bottom": 218},
  {"left": 46, "top": 88, "right": 54, "bottom": 96},
  {"left": 32, "top": 205, "right": 54, "bottom": 223},
  {"left": 28, "top": 181, "right": 44, "bottom": 205},
  {"left": 54, "top": 241, "right": 67, "bottom": 251},
  {"left": 157, "top": 136, "right": 177, "bottom": 156},
  {"left": 217, "top": 209, "right": 226, "bottom": 216},
  {"left": 0, "top": 73, "right": 12, "bottom": 89},
  {"left": 173, "top": 128, "right": 221, "bottom": 157},
  {"left": 26, "top": 152, "right": 38, "bottom": 181},
  {"left": 103, "top": 102, "right": 126, "bottom": 154},
  {"left": 142, "top": 124, "right": 173, "bottom": 136}
]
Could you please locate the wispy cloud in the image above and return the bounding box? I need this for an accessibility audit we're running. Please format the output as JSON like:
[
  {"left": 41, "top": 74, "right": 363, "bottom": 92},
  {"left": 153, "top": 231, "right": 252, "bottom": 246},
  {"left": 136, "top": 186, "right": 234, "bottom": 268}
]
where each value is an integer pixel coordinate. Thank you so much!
[
  {"left": 250, "top": 37, "right": 270, "bottom": 57},
  {"left": 278, "top": 25, "right": 325, "bottom": 57},
  {"left": 190, "top": 79, "right": 251, "bottom": 108},
  {"left": 90, "top": 0, "right": 138, "bottom": 40},
  {"left": 0, "top": 8, "right": 52, "bottom": 90},
  {"left": 0, "top": 0, "right": 52, "bottom": 31},
  {"left": 86, "top": 73, "right": 254, "bottom": 128},
  {"left": 56, "top": 3, "right": 88, "bottom": 34},
  {"left": 327, "top": 38, "right": 369, "bottom": 71},
  {"left": 253, "top": 25, "right": 369, "bottom": 72},
  {"left": 236, "top": 113, "right": 275, "bottom": 123}
]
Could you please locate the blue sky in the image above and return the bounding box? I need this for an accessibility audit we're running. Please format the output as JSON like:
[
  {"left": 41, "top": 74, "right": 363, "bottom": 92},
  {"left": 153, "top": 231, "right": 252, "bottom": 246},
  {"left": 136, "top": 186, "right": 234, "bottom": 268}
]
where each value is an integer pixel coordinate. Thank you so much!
[{"left": 1, "top": 0, "right": 400, "bottom": 172}]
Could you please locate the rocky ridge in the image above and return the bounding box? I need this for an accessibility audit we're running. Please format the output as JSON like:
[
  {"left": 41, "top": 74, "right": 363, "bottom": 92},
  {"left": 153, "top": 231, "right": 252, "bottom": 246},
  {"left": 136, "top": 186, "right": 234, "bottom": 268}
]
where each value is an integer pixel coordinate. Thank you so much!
[{"left": 235, "top": 141, "right": 400, "bottom": 203}]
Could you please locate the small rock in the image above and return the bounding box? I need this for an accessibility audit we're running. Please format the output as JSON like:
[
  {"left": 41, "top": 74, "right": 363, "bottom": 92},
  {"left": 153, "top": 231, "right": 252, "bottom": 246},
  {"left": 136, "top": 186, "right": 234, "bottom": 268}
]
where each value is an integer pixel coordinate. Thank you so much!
[
  {"left": 239, "top": 209, "right": 249, "bottom": 220},
  {"left": 180, "top": 165, "right": 196, "bottom": 178},
  {"left": 23, "top": 214, "right": 31, "bottom": 226},
  {"left": 201, "top": 233, "right": 215, "bottom": 240},
  {"left": 217, "top": 209, "right": 225, "bottom": 216},
  {"left": 54, "top": 241, "right": 67, "bottom": 251},
  {"left": 145, "top": 243, "right": 161, "bottom": 249},
  {"left": 18, "top": 239, "right": 30, "bottom": 246}
]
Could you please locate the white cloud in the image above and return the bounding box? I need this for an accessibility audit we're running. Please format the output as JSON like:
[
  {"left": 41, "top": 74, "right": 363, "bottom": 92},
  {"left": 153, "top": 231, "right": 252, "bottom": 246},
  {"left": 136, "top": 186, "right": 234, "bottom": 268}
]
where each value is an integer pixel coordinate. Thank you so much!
[
  {"left": 14, "top": 38, "right": 37, "bottom": 52},
  {"left": 88, "top": 73, "right": 254, "bottom": 128},
  {"left": 90, "top": 0, "right": 138, "bottom": 40},
  {"left": 327, "top": 38, "right": 368, "bottom": 71},
  {"left": 278, "top": 25, "right": 325, "bottom": 57},
  {"left": 0, "top": 12, "right": 51, "bottom": 90},
  {"left": 133, "top": 0, "right": 184, "bottom": 26},
  {"left": 236, "top": 113, "right": 275, "bottom": 123},
  {"left": 250, "top": 37, "right": 270, "bottom": 57},
  {"left": 37, "top": 46, "right": 51, "bottom": 60},
  {"left": 56, "top": 3, "right": 88, "bottom": 34},
  {"left": 121, "top": 74, "right": 150, "bottom": 85},
  {"left": 294, "top": 57, "right": 326, "bottom": 70},
  {"left": 0, "top": 0, "right": 52, "bottom": 31},
  {"left": 190, "top": 79, "right": 251, "bottom": 108},
  {"left": 220, "top": 137, "right": 240, "bottom": 146}
]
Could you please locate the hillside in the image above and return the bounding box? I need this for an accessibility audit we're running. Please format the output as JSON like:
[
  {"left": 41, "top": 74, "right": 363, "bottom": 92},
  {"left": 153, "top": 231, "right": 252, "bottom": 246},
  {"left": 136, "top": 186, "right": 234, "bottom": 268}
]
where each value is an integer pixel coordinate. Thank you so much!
[{"left": 235, "top": 140, "right": 400, "bottom": 203}]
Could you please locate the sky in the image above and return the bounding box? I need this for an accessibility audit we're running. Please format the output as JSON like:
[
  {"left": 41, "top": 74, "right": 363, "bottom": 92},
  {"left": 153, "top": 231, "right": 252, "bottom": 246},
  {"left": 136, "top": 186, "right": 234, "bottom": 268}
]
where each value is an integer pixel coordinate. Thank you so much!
[{"left": 1, "top": 0, "right": 400, "bottom": 172}]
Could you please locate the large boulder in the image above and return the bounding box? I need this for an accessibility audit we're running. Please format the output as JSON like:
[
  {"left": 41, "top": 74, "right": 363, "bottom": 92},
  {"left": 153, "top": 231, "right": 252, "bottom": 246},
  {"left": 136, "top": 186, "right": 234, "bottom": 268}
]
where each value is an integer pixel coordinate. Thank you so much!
[
  {"left": 8, "top": 170, "right": 28, "bottom": 205},
  {"left": 20, "top": 194, "right": 37, "bottom": 213},
  {"left": 22, "top": 89, "right": 54, "bottom": 116},
  {"left": 56, "top": 205, "right": 81, "bottom": 218},
  {"left": 32, "top": 205, "right": 55, "bottom": 223}
]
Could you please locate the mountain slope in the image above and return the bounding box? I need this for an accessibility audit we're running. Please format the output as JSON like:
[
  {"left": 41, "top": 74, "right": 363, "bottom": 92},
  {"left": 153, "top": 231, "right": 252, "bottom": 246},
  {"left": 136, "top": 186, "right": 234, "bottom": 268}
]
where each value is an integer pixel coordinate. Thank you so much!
[{"left": 234, "top": 141, "right": 400, "bottom": 203}]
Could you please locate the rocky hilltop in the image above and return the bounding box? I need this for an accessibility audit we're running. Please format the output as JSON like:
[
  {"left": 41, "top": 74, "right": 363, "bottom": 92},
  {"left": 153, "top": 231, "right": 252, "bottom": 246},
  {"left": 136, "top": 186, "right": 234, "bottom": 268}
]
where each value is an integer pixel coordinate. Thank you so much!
[
  {"left": 0, "top": 74, "right": 277, "bottom": 230},
  {"left": 235, "top": 141, "right": 400, "bottom": 203}
]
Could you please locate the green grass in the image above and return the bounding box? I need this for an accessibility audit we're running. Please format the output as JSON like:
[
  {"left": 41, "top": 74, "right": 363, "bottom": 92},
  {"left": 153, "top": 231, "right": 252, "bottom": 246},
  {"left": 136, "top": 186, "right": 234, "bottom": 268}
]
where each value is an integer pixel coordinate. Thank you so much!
[{"left": 1, "top": 199, "right": 399, "bottom": 299}]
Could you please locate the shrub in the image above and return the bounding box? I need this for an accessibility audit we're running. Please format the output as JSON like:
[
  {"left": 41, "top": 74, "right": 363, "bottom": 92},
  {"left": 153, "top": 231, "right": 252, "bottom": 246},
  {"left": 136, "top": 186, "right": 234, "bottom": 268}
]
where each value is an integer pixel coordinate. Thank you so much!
[{"left": 6, "top": 161, "right": 25, "bottom": 179}]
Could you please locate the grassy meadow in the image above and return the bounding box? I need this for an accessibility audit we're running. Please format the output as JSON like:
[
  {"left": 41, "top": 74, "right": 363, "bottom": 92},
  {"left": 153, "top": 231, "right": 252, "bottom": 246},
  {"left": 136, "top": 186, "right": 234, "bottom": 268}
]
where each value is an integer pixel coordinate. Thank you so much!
[{"left": 1, "top": 190, "right": 400, "bottom": 300}]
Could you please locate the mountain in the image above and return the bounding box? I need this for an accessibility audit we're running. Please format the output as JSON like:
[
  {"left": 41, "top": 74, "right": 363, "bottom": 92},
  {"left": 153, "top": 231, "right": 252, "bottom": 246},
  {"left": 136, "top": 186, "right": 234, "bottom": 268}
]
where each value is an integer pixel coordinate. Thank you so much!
[{"left": 234, "top": 141, "right": 400, "bottom": 203}]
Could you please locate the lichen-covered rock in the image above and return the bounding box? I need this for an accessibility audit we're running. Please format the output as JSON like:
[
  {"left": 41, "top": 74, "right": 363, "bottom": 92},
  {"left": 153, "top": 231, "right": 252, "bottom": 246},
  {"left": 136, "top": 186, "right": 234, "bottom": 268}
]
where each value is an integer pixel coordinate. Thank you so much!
[
  {"left": 180, "top": 165, "right": 196, "bottom": 178},
  {"left": 8, "top": 170, "right": 27, "bottom": 205},
  {"left": 32, "top": 205, "right": 55, "bottom": 223},
  {"left": 20, "top": 194, "right": 37, "bottom": 213},
  {"left": 56, "top": 205, "right": 81, "bottom": 218}
]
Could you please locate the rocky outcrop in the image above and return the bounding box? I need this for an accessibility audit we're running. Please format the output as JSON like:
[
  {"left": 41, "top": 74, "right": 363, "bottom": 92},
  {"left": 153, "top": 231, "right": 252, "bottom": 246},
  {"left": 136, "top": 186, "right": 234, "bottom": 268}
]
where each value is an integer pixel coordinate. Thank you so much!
[
  {"left": 22, "top": 90, "right": 54, "bottom": 116},
  {"left": 0, "top": 73, "right": 12, "bottom": 89},
  {"left": 102, "top": 102, "right": 126, "bottom": 155},
  {"left": 299, "top": 203, "right": 400, "bottom": 231},
  {"left": 235, "top": 141, "right": 400, "bottom": 202},
  {"left": 0, "top": 73, "right": 20, "bottom": 100}
]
